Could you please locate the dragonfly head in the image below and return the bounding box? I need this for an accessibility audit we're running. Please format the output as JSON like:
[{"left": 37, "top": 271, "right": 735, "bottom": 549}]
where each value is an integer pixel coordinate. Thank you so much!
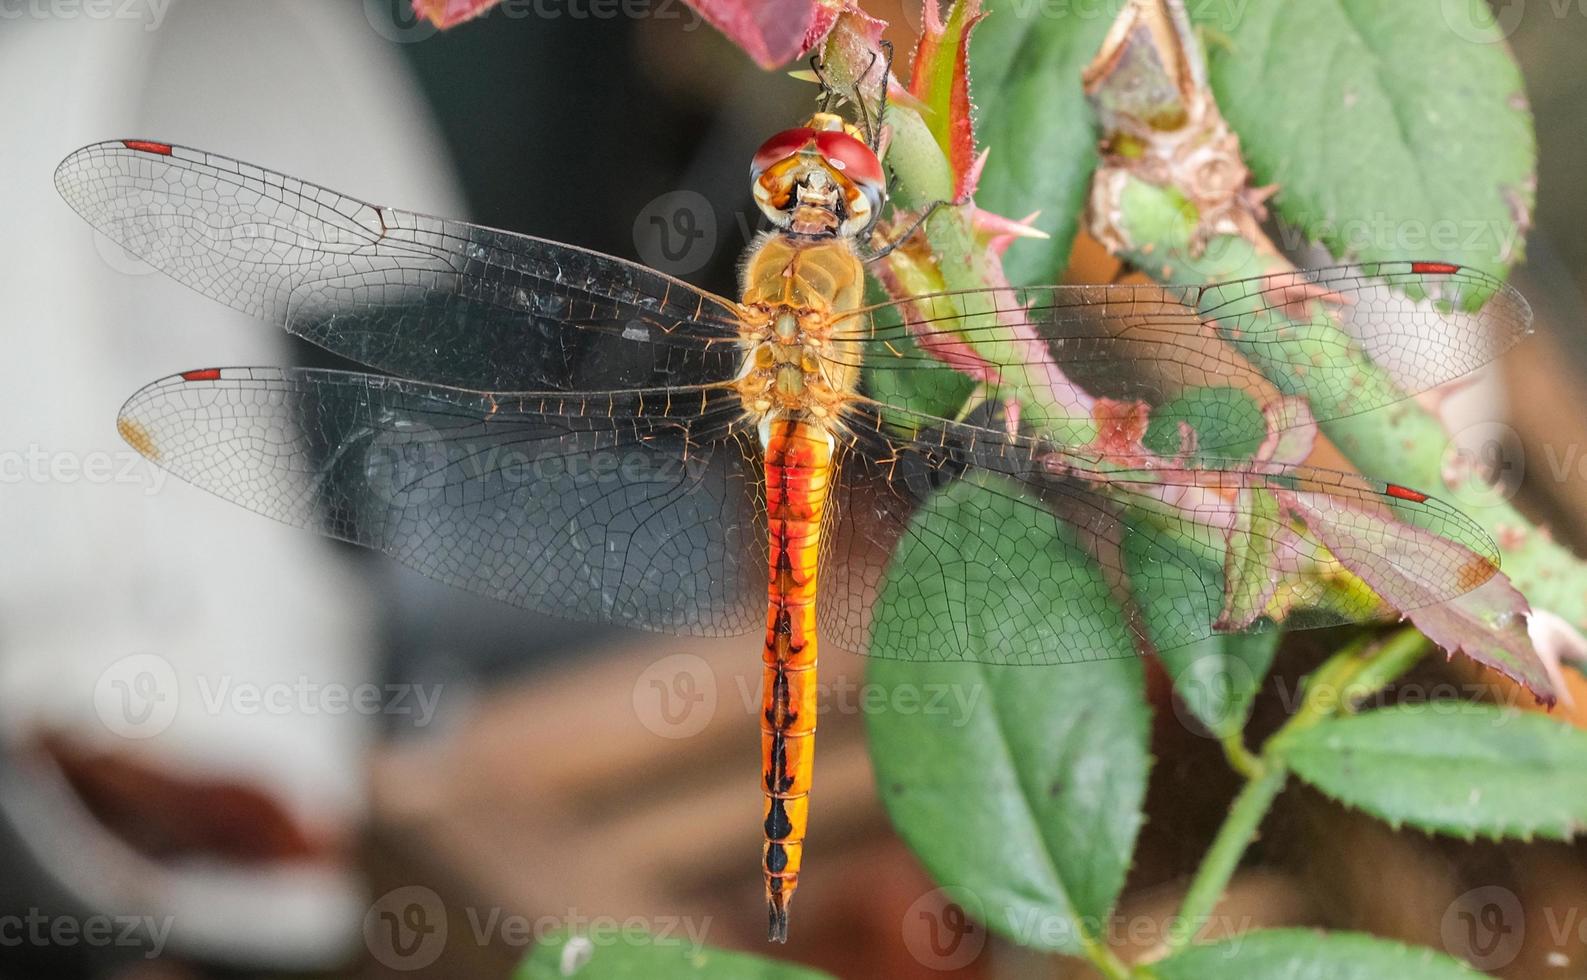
[{"left": 750, "top": 113, "right": 885, "bottom": 240}]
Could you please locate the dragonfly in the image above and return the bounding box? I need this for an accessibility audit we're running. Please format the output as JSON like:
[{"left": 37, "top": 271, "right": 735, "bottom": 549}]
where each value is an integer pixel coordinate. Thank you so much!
[{"left": 56, "top": 120, "right": 1529, "bottom": 942}]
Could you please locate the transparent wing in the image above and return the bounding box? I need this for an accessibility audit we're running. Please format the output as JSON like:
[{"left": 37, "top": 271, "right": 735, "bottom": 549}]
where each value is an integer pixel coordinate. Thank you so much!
[
  {"left": 57, "top": 140, "right": 744, "bottom": 390},
  {"left": 117, "top": 368, "right": 768, "bottom": 636},
  {"left": 117, "top": 368, "right": 1499, "bottom": 658},
  {"left": 819, "top": 407, "right": 1499, "bottom": 664},
  {"left": 834, "top": 262, "right": 1531, "bottom": 451}
]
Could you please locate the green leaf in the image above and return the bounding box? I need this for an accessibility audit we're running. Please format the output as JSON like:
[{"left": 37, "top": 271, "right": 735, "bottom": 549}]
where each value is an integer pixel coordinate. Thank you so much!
[
  {"left": 1148, "top": 928, "right": 1484, "bottom": 979},
  {"left": 1218, "top": 488, "right": 1288, "bottom": 631},
  {"left": 860, "top": 279, "right": 976, "bottom": 422},
  {"left": 517, "top": 930, "right": 835, "bottom": 980},
  {"left": 869, "top": 472, "right": 1155, "bottom": 669},
  {"left": 1195, "top": 0, "right": 1535, "bottom": 276},
  {"left": 870, "top": 474, "right": 1138, "bottom": 667},
  {"left": 970, "top": 1, "right": 1116, "bottom": 285},
  {"left": 867, "top": 476, "right": 1150, "bottom": 954},
  {"left": 1280, "top": 703, "right": 1587, "bottom": 840},
  {"left": 1123, "top": 513, "right": 1278, "bottom": 737},
  {"left": 1144, "top": 387, "right": 1267, "bottom": 464},
  {"left": 1160, "top": 632, "right": 1279, "bottom": 740}
]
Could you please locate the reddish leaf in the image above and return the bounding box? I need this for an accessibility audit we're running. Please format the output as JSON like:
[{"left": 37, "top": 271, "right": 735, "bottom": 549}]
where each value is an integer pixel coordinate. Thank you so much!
[
  {"left": 908, "top": 0, "right": 983, "bottom": 197},
  {"left": 1411, "top": 578, "right": 1559, "bottom": 706},
  {"left": 1253, "top": 397, "right": 1316, "bottom": 469},
  {"left": 820, "top": 6, "right": 888, "bottom": 91},
  {"left": 412, "top": 0, "right": 501, "bottom": 28},
  {"left": 1282, "top": 492, "right": 1557, "bottom": 704},
  {"left": 1089, "top": 397, "right": 1151, "bottom": 461},
  {"left": 684, "top": 0, "right": 841, "bottom": 69},
  {"left": 875, "top": 235, "right": 1090, "bottom": 428}
]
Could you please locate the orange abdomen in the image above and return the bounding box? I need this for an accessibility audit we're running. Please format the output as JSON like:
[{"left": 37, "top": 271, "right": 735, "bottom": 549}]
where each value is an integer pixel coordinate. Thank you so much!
[{"left": 760, "top": 418, "right": 833, "bottom": 942}]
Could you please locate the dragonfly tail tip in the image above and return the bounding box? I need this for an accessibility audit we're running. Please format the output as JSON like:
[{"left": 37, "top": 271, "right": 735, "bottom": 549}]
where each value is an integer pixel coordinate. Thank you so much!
[{"left": 767, "top": 896, "right": 790, "bottom": 943}]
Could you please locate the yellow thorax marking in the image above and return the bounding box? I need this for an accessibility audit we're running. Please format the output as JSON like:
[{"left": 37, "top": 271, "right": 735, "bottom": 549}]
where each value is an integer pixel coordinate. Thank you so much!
[{"left": 735, "top": 236, "right": 866, "bottom": 434}]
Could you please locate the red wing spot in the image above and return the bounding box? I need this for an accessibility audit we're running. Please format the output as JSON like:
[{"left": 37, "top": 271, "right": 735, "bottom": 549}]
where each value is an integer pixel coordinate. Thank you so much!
[
  {"left": 122, "top": 140, "right": 174, "bottom": 156},
  {"left": 181, "top": 369, "right": 222, "bottom": 382},
  {"left": 1385, "top": 483, "right": 1429, "bottom": 503},
  {"left": 1410, "top": 261, "right": 1460, "bottom": 275}
]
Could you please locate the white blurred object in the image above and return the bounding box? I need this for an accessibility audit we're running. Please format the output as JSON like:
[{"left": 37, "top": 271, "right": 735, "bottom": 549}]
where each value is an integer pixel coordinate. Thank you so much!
[
  {"left": 0, "top": 0, "right": 463, "bottom": 967},
  {"left": 1527, "top": 607, "right": 1586, "bottom": 707}
]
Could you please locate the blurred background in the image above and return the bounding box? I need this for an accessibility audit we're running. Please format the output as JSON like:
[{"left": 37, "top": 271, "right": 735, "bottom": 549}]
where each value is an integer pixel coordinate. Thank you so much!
[{"left": 1, "top": 0, "right": 1586, "bottom": 977}]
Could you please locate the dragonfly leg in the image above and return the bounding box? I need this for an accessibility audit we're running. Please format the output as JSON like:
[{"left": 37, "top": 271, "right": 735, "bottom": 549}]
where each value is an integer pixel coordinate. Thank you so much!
[{"left": 860, "top": 195, "right": 969, "bottom": 263}]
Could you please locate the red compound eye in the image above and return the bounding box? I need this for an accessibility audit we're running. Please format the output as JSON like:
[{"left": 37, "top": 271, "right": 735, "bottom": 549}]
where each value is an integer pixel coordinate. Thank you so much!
[
  {"left": 750, "top": 127, "right": 815, "bottom": 176},
  {"left": 813, "top": 130, "right": 884, "bottom": 192}
]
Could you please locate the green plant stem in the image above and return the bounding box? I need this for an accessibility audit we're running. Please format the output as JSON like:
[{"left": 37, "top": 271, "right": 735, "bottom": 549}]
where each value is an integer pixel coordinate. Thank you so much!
[
  {"left": 1219, "top": 732, "right": 1262, "bottom": 780},
  {"left": 1158, "top": 627, "right": 1430, "bottom": 956},
  {"left": 1338, "top": 630, "right": 1433, "bottom": 711},
  {"left": 1279, "top": 628, "right": 1430, "bottom": 737},
  {"left": 1162, "top": 753, "right": 1288, "bottom": 953},
  {"left": 1079, "top": 932, "right": 1134, "bottom": 980}
]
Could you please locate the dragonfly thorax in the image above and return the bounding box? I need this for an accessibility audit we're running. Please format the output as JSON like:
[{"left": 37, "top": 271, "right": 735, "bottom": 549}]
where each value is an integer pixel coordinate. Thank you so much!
[{"left": 735, "top": 234, "right": 866, "bottom": 441}]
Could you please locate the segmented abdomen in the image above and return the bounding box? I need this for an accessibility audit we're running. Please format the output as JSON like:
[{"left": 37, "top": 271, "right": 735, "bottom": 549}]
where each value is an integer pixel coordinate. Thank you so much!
[{"left": 760, "top": 418, "right": 833, "bottom": 942}]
